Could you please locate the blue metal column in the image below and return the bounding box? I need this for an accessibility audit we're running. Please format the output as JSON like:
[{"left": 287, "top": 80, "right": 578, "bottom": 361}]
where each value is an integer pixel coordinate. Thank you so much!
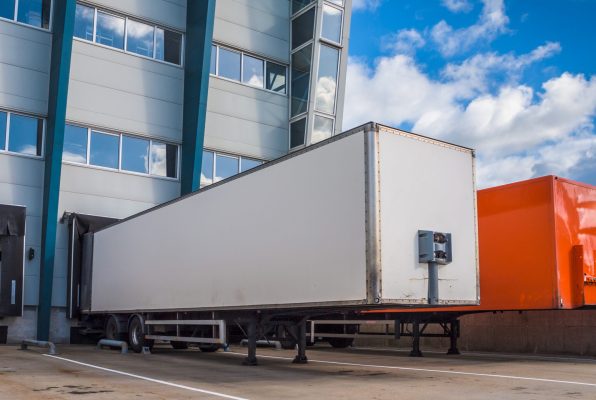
[
  {"left": 37, "top": 0, "right": 76, "bottom": 341},
  {"left": 181, "top": 0, "right": 216, "bottom": 195}
]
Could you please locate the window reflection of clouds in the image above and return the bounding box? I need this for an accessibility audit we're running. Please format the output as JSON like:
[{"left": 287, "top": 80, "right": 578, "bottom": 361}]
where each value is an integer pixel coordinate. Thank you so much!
[
  {"left": 96, "top": 11, "right": 125, "bottom": 49},
  {"left": 122, "top": 136, "right": 149, "bottom": 174},
  {"left": 74, "top": 3, "right": 94, "bottom": 40},
  {"left": 0, "top": 112, "right": 6, "bottom": 150},
  {"left": 214, "top": 154, "right": 239, "bottom": 182},
  {"left": 8, "top": 114, "right": 42, "bottom": 156},
  {"left": 322, "top": 5, "right": 342, "bottom": 44},
  {"left": 150, "top": 142, "right": 167, "bottom": 177},
  {"left": 63, "top": 124, "right": 88, "bottom": 163},
  {"left": 127, "top": 19, "right": 154, "bottom": 58},
  {"left": 312, "top": 115, "right": 334, "bottom": 144},
  {"left": 315, "top": 45, "right": 339, "bottom": 115},
  {"left": 243, "top": 55, "right": 264, "bottom": 88}
]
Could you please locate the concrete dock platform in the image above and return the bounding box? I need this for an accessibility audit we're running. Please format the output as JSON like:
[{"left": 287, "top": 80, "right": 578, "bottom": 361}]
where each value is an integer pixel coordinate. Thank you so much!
[{"left": 1, "top": 344, "right": 596, "bottom": 399}]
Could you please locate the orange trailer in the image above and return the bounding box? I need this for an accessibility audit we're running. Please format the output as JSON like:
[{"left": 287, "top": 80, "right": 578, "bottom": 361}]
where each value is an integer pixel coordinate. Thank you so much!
[
  {"left": 376, "top": 175, "right": 596, "bottom": 313},
  {"left": 310, "top": 176, "right": 596, "bottom": 353}
]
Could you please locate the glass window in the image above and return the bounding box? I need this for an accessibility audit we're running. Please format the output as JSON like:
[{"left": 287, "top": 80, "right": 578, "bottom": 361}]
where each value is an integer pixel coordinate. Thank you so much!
[
  {"left": 73, "top": 3, "right": 94, "bottom": 41},
  {"left": 0, "top": 112, "right": 6, "bottom": 151},
  {"left": 17, "top": 0, "right": 50, "bottom": 29},
  {"left": 242, "top": 55, "right": 264, "bottom": 88},
  {"left": 90, "top": 131, "right": 119, "bottom": 169},
  {"left": 201, "top": 150, "right": 214, "bottom": 187},
  {"left": 121, "top": 135, "right": 149, "bottom": 174},
  {"left": 241, "top": 158, "right": 261, "bottom": 173},
  {"left": 126, "top": 19, "right": 154, "bottom": 58},
  {"left": 8, "top": 114, "right": 42, "bottom": 156},
  {"left": 290, "top": 118, "right": 307, "bottom": 149},
  {"left": 150, "top": 141, "right": 177, "bottom": 178},
  {"left": 292, "top": 7, "right": 315, "bottom": 50},
  {"left": 218, "top": 48, "right": 241, "bottom": 81},
  {"left": 291, "top": 44, "right": 312, "bottom": 117},
  {"left": 63, "top": 124, "right": 88, "bottom": 163},
  {"left": 328, "top": 0, "right": 344, "bottom": 6},
  {"left": 321, "top": 5, "right": 342, "bottom": 44},
  {"left": 315, "top": 45, "right": 340, "bottom": 115},
  {"left": 214, "top": 154, "right": 238, "bottom": 182},
  {"left": 292, "top": 0, "right": 314, "bottom": 15},
  {"left": 95, "top": 11, "right": 125, "bottom": 50},
  {"left": 155, "top": 28, "right": 182, "bottom": 65},
  {"left": 266, "top": 62, "right": 286, "bottom": 94},
  {"left": 0, "top": 0, "right": 15, "bottom": 20},
  {"left": 312, "top": 115, "right": 334, "bottom": 144},
  {"left": 210, "top": 45, "right": 217, "bottom": 74}
]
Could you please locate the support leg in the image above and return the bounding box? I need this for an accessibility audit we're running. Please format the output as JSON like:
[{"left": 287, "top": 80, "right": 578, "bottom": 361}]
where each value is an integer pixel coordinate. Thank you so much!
[
  {"left": 409, "top": 322, "right": 423, "bottom": 357},
  {"left": 243, "top": 319, "right": 258, "bottom": 366},
  {"left": 447, "top": 319, "right": 460, "bottom": 355},
  {"left": 293, "top": 319, "right": 308, "bottom": 364}
]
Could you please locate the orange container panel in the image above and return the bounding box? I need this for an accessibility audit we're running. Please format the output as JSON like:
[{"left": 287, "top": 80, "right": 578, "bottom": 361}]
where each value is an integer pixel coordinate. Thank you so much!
[{"left": 368, "top": 175, "right": 596, "bottom": 314}]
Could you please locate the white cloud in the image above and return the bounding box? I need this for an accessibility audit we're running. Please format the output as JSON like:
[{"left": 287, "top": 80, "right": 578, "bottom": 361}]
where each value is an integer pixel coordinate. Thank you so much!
[
  {"left": 442, "top": 0, "right": 473, "bottom": 13},
  {"left": 343, "top": 52, "right": 596, "bottom": 187},
  {"left": 431, "top": 0, "right": 509, "bottom": 57},
  {"left": 382, "top": 29, "right": 426, "bottom": 55},
  {"left": 352, "top": 0, "right": 382, "bottom": 12}
]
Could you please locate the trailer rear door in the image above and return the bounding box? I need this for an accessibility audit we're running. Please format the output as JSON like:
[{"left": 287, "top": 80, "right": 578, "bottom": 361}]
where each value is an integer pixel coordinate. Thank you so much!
[{"left": 0, "top": 204, "right": 26, "bottom": 317}]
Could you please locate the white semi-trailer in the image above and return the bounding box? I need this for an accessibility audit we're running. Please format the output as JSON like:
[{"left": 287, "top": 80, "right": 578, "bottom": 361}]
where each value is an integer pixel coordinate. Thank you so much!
[{"left": 68, "top": 123, "right": 479, "bottom": 364}]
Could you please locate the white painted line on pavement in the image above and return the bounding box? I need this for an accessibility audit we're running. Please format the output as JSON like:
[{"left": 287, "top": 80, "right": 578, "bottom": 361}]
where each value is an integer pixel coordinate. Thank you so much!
[
  {"left": 43, "top": 354, "right": 249, "bottom": 400},
  {"left": 350, "top": 346, "right": 596, "bottom": 364},
  {"left": 226, "top": 352, "right": 596, "bottom": 388}
]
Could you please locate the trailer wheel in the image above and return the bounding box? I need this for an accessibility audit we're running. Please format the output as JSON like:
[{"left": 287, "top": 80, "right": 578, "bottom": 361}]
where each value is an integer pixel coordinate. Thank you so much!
[
  {"left": 171, "top": 341, "right": 188, "bottom": 350},
  {"left": 328, "top": 338, "right": 354, "bottom": 348},
  {"left": 128, "top": 315, "right": 154, "bottom": 353},
  {"left": 104, "top": 315, "right": 123, "bottom": 341},
  {"left": 198, "top": 344, "right": 220, "bottom": 352}
]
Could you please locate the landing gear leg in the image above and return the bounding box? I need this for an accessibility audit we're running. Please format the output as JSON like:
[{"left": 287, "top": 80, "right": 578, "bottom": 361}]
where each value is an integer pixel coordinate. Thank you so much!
[
  {"left": 409, "top": 321, "right": 423, "bottom": 357},
  {"left": 293, "top": 319, "right": 308, "bottom": 364},
  {"left": 447, "top": 319, "right": 460, "bottom": 355},
  {"left": 243, "top": 319, "right": 258, "bottom": 366}
]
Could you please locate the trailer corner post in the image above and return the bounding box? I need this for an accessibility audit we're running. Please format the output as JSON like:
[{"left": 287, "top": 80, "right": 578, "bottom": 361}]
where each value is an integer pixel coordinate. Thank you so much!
[
  {"left": 181, "top": 0, "right": 216, "bottom": 195},
  {"left": 37, "top": 0, "right": 76, "bottom": 342},
  {"left": 365, "top": 125, "right": 382, "bottom": 304}
]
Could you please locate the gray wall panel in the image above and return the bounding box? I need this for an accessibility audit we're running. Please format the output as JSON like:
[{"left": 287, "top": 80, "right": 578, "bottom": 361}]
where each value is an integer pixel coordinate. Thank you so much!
[
  {"left": 85, "top": 0, "right": 186, "bottom": 31},
  {"left": 67, "top": 41, "right": 183, "bottom": 142},
  {"left": 0, "top": 21, "right": 50, "bottom": 115},
  {"left": 205, "top": 77, "right": 288, "bottom": 160},
  {"left": 59, "top": 164, "right": 180, "bottom": 205},
  {"left": 24, "top": 275, "right": 39, "bottom": 305},
  {"left": 214, "top": 0, "right": 290, "bottom": 62}
]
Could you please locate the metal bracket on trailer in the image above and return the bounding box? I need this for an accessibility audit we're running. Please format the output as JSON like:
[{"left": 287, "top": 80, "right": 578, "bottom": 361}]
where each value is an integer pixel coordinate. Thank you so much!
[{"left": 145, "top": 319, "right": 227, "bottom": 346}]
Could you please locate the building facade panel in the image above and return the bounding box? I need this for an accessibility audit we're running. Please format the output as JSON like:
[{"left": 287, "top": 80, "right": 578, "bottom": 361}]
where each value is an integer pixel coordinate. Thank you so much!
[
  {"left": 67, "top": 41, "right": 184, "bottom": 142},
  {"left": 214, "top": 0, "right": 290, "bottom": 63},
  {"left": 204, "top": 112, "right": 288, "bottom": 161},
  {"left": 83, "top": 0, "right": 186, "bottom": 32},
  {"left": 207, "top": 77, "right": 288, "bottom": 137},
  {"left": 0, "top": 21, "right": 51, "bottom": 115}
]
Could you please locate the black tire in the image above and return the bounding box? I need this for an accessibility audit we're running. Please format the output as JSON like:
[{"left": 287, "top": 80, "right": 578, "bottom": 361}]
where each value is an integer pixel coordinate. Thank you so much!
[
  {"left": 198, "top": 344, "right": 220, "bottom": 353},
  {"left": 328, "top": 338, "right": 354, "bottom": 349},
  {"left": 128, "top": 315, "right": 154, "bottom": 353},
  {"left": 171, "top": 341, "right": 189, "bottom": 350},
  {"left": 104, "top": 315, "right": 121, "bottom": 341}
]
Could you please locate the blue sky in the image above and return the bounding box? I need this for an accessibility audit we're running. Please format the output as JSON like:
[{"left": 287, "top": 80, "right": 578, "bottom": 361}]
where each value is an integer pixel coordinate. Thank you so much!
[{"left": 343, "top": 0, "right": 596, "bottom": 187}]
